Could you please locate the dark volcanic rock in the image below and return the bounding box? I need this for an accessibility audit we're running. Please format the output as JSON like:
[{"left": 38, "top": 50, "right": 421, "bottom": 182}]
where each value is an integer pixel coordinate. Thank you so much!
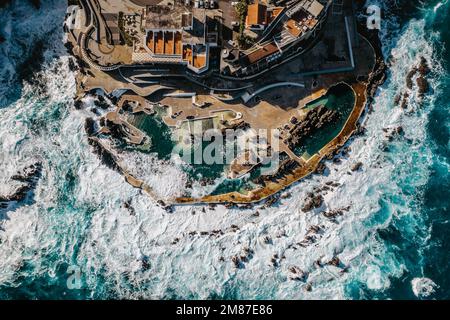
[
  {"left": 288, "top": 105, "right": 339, "bottom": 149},
  {"left": 351, "top": 162, "right": 363, "bottom": 172},
  {"left": 416, "top": 76, "right": 429, "bottom": 97},
  {"left": 0, "top": 162, "right": 42, "bottom": 205},
  {"left": 406, "top": 68, "right": 416, "bottom": 90},
  {"left": 84, "top": 118, "right": 97, "bottom": 136},
  {"left": 315, "top": 162, "right": 327, "bottom": 175},
  {"left": 418, "top": 56, "right": 431, "bottom": 76},
  {"left": 87, "top": 138, "right": 122, "bottom": 173},
  {"left": 302, "top": 194, "right": 324, "bottom": 212}
]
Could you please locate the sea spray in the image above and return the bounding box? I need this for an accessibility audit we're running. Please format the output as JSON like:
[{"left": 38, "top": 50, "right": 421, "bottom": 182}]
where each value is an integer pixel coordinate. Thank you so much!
[{"left": 0, "top": 0, "right": 448, "bottom": 299}]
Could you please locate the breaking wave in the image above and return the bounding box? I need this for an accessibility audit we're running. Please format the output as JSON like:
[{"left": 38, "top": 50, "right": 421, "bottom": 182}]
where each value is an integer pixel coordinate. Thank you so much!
[{"left": 0, "top": 0, "right": 448, "bottom": 299}]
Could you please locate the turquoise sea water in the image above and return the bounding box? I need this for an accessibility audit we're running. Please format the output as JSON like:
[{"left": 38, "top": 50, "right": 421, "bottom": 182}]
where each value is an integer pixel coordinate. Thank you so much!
[
  {"left": 294, "top": 83, "right": 356, "bottom": 158},
  {"left": 0, "top": 0, "right": 448, "bottom": 299}
]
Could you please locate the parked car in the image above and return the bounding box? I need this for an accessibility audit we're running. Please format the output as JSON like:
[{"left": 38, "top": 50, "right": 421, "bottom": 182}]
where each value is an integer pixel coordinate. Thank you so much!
[
  {"left": 231, "top": 1, "right": 239, "bottom": 6},
  {"left": 231, "top": 21, "right": 240, "bottom": 27},
  {"left": 194, "top": 0, "right": 199, "bottom": 8},
  {"left": 209, "top": 0, "right": 216, "bottom": 8}
]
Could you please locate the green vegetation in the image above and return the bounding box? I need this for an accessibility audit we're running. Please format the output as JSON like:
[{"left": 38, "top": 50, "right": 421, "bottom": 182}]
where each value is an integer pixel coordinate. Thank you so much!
[
  {"left": 118, "top": 12, "right": 134, "bottom": 47},
  {"left": 235, "top": 0, "right": 250, "bottom": 49}
]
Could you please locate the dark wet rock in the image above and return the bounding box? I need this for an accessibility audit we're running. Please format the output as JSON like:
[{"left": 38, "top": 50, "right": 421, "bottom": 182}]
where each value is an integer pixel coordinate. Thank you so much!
[
  {"left": 1, "top": 163, "right": 43, "bottom": 206},
  {"left": 280, "top": 192, "right": 292, "bottom": 199},
  {"left": 341, "top": 146, "right": 351, "bottom": 157},
  {"left": 418, "top": 56, "right": 431, "bottom": 76},
  {"left": 87, "top": 137, "right": 122, "bottom": 173},
  {"left": 10, "top": 162, "right": 42, "bottom": 183},
  {"left": 288, "top": 266, "right": 308, "bottom": 281},
  {"left": 394, "top": 93, "right": 402, "bottom": 106},
  {"left": 301, "top": 194, "right": 324, "bottom": 212},
  {"left": 327, "top": 256, "right": 342, "bottom": 268},
  {"left": 263, "top": 236, "right": 272, "bottom": 244},
  {"left": 96, "top": 95, "right": 111, "bottom": 110},
  {"left": 224, "top": 203, "right": 235, "bottom": 209},
  {"left": 141, "top": 256, "right": 151, "bottom": 271},
  {"left": 367, "top": 57, "right": 387, "bottom": 98},
  {"left": 322, "top": 206, "right": 350, "bottom": 219},
  {"left": 228, "top": 224, "right": 240, "bottom": 233},
  {"left": 307, "top": 225, "right": 322, "bottom": 235},
  {"left": 123, "top": 199, "right": 135, "bottom": 216},
  {"left": 252, "top": 210, "right": 260, "bottom": 217},
  {"left": 394, "top": 126, "right": 404, "bottom": 136},
  {"left": 400, "top": 92, "right": 409, "bottom": 109},
  {"left": 405, "top": 57, "right": 430, "bottom": 100},
  {"left": 340, "top": 266, "right": 351, "bottom": 274},
  {"left": 406, "top": 68, "right": 416, "bottom": 89},
  {"left": 417, "top": 76, "right": 429, "bottom": 97},
  {"left": 264, "top": 195, "right": 279, "bottom": 208},
  {"left": 68, "top": 57, "right": 78, "bottom": 72},
  {"left": 231, "top": 255, "right": 242, "bottom": 268},
  {"left": 74, "top": 99, "right": 83, "bottom": 110},
  {"left": 210, "top": 229, "right": 224, "bottom": 237},
  {"left": 164, "top": 205, "right": 174, "bottom": 213},
  {"left": 156, "top": 200, "right": 173, "bottom": 213},
  {"left": 325, "top": 181, "right": 340, "bottom": 187},
  {"left": 354, "top": 124, "right": 367, "bottom": 136},
  {"left": 304, "top": 283, "right": 312, "bottom": 292},
  {"left": 299, "top": 234, "right": 317, "bottom": 247},
  {"left": 351, "top": 162, "right": 363, "bottom": 172},
  {"left": 0, "top": 185, "right": 29, "bottom": 203},
  {"left": 157, "top": 200, "right": 166, "bottom": 207},
  {"left": 314, "top": 259, "right": 323, "bottom": 268},
  {"left": 315, "top": 162, "right": 327, "bottom": 175},
  {"left": 287, "top": 105, "right": 340, "bottom": 150},
  {"left": 270, "top": 256, "right": 279, "bottom": 268},
  {"left": 84, "top": 117, "right": 96, "bottom": 136},
  {"left": 384, "top": 126, "right": 405, "bottom": 141}
]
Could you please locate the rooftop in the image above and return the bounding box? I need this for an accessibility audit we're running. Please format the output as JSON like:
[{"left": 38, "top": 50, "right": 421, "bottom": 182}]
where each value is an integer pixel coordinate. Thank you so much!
[
  {"left": 246, "top": 1, "right": 267, "bottom": 27},
  {"left": 145, "top": 4, "right": 191, "bottom": 30}
]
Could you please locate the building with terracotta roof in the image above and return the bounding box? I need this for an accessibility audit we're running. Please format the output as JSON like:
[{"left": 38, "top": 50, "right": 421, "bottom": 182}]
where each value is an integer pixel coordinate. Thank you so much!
[
  {"left": 132, "top": 3, "right": 220, "bottom": 74},
  {"left": 245, "top": 1, "right": 268, "bottom": 30}
]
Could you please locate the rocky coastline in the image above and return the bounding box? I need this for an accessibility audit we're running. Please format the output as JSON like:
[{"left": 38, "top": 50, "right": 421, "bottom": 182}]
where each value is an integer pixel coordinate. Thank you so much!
[
  {"left": 0, "top": 162, "right": 43, "bottom": 210},
  {"left": 287, "top": 105, "right": 340, "bottom": 151}
]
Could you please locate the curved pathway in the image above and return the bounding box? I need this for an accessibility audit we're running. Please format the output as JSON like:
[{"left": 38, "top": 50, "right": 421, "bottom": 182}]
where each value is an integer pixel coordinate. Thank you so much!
[{"left": 241, "top": 82, "right": 305, "bottom": 103}]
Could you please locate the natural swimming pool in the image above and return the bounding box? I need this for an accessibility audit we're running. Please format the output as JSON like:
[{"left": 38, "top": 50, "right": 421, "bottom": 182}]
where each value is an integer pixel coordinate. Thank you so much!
[{"left": 294, "top": 83, "right": 356, "bottom": 159}]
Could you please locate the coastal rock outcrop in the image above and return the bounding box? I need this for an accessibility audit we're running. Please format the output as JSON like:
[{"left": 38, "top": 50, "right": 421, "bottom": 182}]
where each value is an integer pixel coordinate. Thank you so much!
[
  {"left": 301, "top": 193, "right": 324, "bottom": 212},
  {"left": 287, "top": 105, "right": 339, "bottom": 149},
  {"left": 0, "top": 162, "right": 43, "bottom": 207},
  {"left": 398, "top": 57, "right": 431, "bottom": 108}
]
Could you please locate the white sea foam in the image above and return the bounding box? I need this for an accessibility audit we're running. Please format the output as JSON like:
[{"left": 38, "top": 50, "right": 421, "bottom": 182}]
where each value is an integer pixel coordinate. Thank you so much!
[
  {"left": 0, "top": 0, "right": 445, "bottom": 299},
  {"left": 411, "top": 277, "right": 438, "bottom": 298}
]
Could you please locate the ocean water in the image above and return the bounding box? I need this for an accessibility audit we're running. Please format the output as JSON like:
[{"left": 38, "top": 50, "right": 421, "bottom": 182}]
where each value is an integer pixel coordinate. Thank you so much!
[{"left": 0, "top": 0, "right": 448, "bottom": 299}]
